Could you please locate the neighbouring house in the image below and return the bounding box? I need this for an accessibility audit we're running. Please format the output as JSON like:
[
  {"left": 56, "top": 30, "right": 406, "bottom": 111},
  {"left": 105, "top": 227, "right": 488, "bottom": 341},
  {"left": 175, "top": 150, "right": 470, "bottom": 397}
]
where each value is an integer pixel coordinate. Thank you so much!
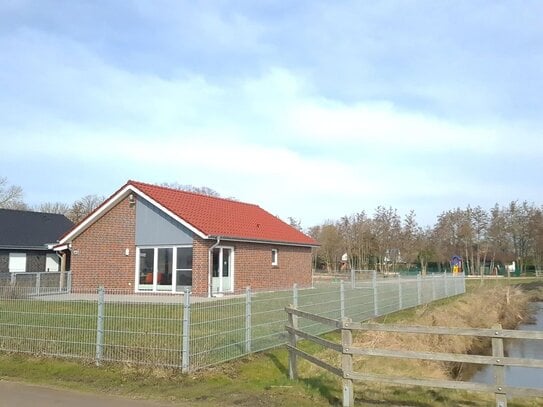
[
  {"left": 55, "top": 180, "right": 319, "bottom": 296},
  {"left": 0, "top": 209, "right": 74, "bottom": 274}
]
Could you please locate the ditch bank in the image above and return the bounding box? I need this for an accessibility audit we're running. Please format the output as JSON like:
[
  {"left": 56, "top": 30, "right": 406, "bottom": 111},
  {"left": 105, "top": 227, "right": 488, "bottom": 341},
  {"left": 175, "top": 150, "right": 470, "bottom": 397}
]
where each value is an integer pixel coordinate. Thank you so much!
[{"left": 348, "top": 282, "right": 543, "bottom": 382}]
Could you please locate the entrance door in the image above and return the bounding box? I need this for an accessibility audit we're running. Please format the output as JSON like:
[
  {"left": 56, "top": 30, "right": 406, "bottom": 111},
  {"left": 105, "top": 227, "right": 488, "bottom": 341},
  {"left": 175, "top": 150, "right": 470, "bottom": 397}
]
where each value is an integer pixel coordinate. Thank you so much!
[{"left": 211, "top": 247, "right": 233, "bottom": 294}]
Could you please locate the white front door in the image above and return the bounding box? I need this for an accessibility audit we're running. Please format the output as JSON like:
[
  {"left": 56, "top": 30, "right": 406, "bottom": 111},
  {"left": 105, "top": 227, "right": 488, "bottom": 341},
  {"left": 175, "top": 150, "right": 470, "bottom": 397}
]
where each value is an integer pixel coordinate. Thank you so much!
[{"left": 211, "top": 247, "right": 233, "bottom": 294}]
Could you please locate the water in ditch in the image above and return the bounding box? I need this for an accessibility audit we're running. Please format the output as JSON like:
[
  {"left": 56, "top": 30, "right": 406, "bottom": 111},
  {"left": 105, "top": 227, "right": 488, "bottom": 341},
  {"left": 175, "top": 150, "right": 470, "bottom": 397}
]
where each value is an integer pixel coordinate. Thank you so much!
[{"left": 470, "top": 302, "right": 543, "bottom": 389}]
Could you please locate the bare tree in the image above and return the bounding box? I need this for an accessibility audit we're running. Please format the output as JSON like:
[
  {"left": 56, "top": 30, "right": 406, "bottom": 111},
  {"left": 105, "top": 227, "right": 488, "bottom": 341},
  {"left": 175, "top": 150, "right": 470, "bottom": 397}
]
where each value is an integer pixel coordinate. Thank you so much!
[
  {"left": 34, "top": 202, "right": 71, "bottom": 215},
  {"left": 0, "top": 177, "right": 27, "bottom": 209},
  {"left": 67, "top": 195, "right": 105, "bottom": 224},
  {"left": 159, "top": 182, "right": 220, "bottom": 197}
]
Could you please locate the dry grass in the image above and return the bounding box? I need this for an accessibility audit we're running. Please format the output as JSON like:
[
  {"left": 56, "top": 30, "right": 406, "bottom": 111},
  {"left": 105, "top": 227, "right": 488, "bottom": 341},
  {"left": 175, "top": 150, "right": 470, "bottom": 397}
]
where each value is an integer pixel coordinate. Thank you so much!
[{"left": 347, "top": 285, "right": 532, "bottom": 381}]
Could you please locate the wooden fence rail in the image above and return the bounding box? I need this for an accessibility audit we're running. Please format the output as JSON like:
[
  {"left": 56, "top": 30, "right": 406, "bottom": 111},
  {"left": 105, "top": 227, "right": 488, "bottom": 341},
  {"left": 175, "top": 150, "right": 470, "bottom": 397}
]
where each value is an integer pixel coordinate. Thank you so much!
[{"left": 285, "top": 305, "right": 543, "bottom": 407}]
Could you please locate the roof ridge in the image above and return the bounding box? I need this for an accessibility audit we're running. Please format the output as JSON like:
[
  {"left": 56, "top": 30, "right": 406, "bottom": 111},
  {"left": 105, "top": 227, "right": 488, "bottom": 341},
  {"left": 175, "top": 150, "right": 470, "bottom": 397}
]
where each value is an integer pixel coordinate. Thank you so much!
[
  {"left": 0, "top": 208, "right": 69, "bottom": 217},
  {"left": 127, "top": 180, "right": 261, "bottom": 208}
]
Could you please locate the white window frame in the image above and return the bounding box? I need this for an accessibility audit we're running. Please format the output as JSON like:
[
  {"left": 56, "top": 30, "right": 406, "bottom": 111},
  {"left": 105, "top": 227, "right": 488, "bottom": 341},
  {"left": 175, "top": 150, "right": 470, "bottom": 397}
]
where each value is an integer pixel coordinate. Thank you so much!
[
  {"left": 9, "top": 253, "right": 26, "bottom": 273},
  {"left": 135, "top": 245, "right": 192, "bottom": 293},
  {"left": 271, "top": 249, "right": 278, "bottom": 266}
]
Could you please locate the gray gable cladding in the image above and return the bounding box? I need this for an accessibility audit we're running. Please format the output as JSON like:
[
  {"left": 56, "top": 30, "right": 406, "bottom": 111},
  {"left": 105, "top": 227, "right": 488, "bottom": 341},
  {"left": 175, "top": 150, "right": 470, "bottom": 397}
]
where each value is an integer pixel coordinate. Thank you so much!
[
  {"left": 135, "top": 198, "right": 194, "bottom": 246},
  {"left": 0, "top": 209, "right": 74, "bottom": 249}
]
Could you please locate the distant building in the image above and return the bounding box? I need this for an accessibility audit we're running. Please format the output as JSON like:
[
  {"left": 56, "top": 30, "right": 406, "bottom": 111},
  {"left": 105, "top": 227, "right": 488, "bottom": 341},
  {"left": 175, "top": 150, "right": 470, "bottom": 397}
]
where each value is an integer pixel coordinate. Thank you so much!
[{"left": 0, "top": 209, "right": 74, "bottom": 273}]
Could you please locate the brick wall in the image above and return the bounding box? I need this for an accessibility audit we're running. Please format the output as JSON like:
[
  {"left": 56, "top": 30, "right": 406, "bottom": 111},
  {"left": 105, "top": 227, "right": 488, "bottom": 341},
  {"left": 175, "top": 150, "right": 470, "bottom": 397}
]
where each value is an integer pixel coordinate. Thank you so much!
[
  {"left": 71, "top": 195, "right": 136, "bottom": 292},
  {"left": 191, "top": 237, "right": 313, "bottom": 296},
  {"left": 231, "top": 242, "right": 312, "bottom": 293}
]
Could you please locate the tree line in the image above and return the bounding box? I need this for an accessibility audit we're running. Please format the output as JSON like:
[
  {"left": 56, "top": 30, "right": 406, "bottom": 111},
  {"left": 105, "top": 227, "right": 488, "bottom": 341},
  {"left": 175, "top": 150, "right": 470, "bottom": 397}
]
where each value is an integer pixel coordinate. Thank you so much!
[{"left": 305, "top": 202, "right": 543, "bottom": 275}]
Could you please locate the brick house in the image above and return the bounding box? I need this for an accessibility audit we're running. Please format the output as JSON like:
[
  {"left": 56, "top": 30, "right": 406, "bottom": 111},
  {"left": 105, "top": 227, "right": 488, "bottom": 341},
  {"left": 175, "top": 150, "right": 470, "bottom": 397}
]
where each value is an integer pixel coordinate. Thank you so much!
[
  {"left": 55, "top": 181, "right": 318, "bottom": 296},
  {"left": 0, "top": 209, "right": 73, "bottom": 273}
]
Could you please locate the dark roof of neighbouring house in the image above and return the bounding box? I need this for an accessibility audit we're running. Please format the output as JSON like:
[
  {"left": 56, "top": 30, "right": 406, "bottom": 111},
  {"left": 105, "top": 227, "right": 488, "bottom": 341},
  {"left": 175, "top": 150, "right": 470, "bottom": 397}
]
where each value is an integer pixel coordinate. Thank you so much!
[
  {"left": 59, "top": 180, "right": 319, "bottom": 247},
  {"left": 0, "top": 209, "right": 74, "bottom": 250}
]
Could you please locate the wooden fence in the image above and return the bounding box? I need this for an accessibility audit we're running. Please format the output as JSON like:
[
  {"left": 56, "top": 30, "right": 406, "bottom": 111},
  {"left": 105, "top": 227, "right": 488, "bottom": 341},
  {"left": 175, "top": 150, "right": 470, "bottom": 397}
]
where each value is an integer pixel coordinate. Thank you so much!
[{"left": 285, "top": 306, "right": 543, "bottom": 407}]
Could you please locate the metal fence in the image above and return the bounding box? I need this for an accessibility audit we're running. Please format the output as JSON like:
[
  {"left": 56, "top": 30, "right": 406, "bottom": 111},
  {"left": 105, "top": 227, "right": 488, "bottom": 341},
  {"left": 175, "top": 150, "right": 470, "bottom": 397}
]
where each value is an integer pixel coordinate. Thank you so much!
[
  {"left": 0, "top": 272, "right": 465, "bottom": 371},
  {"left": 0, "top": 271, "right": 71, "bottom": 295}
]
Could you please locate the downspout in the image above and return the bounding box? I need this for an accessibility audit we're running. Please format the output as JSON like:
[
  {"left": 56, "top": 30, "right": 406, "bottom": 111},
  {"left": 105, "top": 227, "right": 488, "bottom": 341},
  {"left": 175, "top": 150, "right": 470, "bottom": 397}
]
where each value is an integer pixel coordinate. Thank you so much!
[{"left": 208, "top": 236, "right": 221, "bottom": 297}]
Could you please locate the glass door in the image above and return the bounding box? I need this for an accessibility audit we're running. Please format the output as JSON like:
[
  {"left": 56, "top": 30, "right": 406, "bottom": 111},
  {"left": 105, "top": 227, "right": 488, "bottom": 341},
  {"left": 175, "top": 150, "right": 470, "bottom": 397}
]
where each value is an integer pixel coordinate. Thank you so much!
[{"left": 211, "top": 247, "right": 233, "bottom": 294}]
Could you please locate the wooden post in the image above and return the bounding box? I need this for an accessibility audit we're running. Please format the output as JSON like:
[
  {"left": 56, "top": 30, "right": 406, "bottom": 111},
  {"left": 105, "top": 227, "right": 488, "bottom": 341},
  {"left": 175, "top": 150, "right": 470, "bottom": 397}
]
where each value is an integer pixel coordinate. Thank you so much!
[
  {"left": 492, "top": 324, "right": 507, "bottom": 407},
  {"left": 288, "top": 306, "right": 298, "bottom": 380},
  {"left": 341, "top": 317, "right": 354, "bottom": 406}
]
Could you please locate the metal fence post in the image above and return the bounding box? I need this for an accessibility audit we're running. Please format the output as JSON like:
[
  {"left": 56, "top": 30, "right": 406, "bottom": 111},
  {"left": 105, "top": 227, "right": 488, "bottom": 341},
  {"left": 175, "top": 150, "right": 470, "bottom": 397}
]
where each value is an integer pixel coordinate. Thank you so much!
[
  {"left": 417, "top": 274, "right": 422, "bottom": 305},
  {"left": 293, "top": 283, "right": 299, "bottom": 335},
  {"left": 398, "top": 274, "right": 403, "bottom": 310},
  {"left": 351, "top": 268, "right": 355, "bottom": 289},
  {"left": 182, "top": 288, "right": 191, "bottom": 373},
  {"left": 245, "top": 287, "right": 252, "bottom": 353},
  {"left": 35, "top": 272, "right": 41, "bottom": 296},
  {"left": 372, "top": 271, "right": 379, "bottom": 317},
  {"left": 340, "top": 280, "right": 345, "bottom": 319},
  {"left": 95, "top": 286, "right": 105, "bottom": 366},
  {"left": 444, "top": 272, "right": 448, "bottom": 297},
  {"left": 492, "top": 324, "right": 507, "bottom": 407},
  {"left": 432, "top": 274, "right": 436, "bottom": 301}
]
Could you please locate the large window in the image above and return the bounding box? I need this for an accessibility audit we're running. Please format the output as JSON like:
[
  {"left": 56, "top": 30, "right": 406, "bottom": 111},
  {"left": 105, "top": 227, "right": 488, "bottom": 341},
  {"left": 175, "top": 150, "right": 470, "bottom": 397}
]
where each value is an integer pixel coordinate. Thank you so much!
[{"left": 137, "top": 246, "right": 192, "bottom": 292}]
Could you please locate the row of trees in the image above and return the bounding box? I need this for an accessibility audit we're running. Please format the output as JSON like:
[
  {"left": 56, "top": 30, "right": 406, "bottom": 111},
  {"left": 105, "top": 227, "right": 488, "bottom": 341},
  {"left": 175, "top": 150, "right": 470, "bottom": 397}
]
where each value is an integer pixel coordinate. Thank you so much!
[
  {"left": 0, "top": 176, "right": 105, "bottom": 223},
  {"left": 306, "top": 202, "right": 543, "bottom": 276}
]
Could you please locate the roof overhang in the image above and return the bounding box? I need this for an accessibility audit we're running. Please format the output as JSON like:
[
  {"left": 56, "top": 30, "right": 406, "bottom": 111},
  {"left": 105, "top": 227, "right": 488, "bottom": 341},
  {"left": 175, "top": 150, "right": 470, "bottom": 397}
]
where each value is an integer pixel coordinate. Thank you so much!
[
  {"left": 58, "top": 184, "right": 208, "bottom": 245},
  {"left": 213, "top": 236, "right": 320, "bottom": 248},
  {"left": 0, "top": 245, "right": 52, "bottom": 251}
]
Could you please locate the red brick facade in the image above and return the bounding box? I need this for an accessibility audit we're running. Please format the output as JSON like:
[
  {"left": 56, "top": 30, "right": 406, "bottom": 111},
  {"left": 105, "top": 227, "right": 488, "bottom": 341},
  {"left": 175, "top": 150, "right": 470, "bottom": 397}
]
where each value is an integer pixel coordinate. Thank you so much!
[
  {"left": 69, "top": 196, "right": 314, "bottom": 296},
  {"left": 70, "top": 195, "right": 136, "bottom": 292}
]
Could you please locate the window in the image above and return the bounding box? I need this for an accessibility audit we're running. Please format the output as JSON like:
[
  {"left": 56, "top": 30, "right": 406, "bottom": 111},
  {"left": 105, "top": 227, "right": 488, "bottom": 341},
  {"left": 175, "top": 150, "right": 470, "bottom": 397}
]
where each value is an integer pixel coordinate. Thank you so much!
[
  {"left": 137, "top": 246, "right": 192, "bottom": 292},
  {"left": 271, "top": 249, "right": 278, "bottom": 266},
  {"left": 176, "top": 247, "right": 193, "bottom": 287},
  {"left": 9, "top": 253, "right": 26, "bottom": 273},
  {"left": 46, "top": 253, "right": 60, "bottom": 272}
]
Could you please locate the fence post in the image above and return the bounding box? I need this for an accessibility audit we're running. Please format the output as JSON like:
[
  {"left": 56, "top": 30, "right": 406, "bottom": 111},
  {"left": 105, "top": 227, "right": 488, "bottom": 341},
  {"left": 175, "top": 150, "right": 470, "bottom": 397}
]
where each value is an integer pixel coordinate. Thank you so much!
[
  {"left": 341, "top": 317, "right": 354, "bottom": 406},
  {"left": 95, "top": 286, "right": 105, "bottom": 366},
  {"left": 444, "top": 272, "right": 448, "bottom": 297},
  {"left": 35, "top": 272, "right": 41, "bottom": 296},
  {"left": 492, "top": 324, "right": 507, "bottom": 407},
  {"left": 432, "top": 274, "right": 436, "bottom": 301},
  {"left": 292, "top": 283, "right": 299, "bottom": 331},
  {"left": 351, "top": 268, "right": 355, "bottom": 289},
  {"left": 340, "top": 280, "right": 345, "bottom": 319},
  {"left": 67, "top": 271, "right": 72, "bottom": 293},
  {"left": 10, "top": 272, "right": 15, "bottom": 285},
  {"left": 417, "top": 274, "right": 422, "bottom": 305},
  {"left": 245, "top": 287, "right": 252, "bottom": 353},
  {"left": 398, "top": 274, "right": 403, "bottom": 310},
  {"left": 372, "top": 271, "right": 379, "bottom": 316},
  {"left": 287, "top": 306, "right": 298, "bottom": 380},
  {"left": 181, "top": 288, "right": 191, "bottom": 373}
]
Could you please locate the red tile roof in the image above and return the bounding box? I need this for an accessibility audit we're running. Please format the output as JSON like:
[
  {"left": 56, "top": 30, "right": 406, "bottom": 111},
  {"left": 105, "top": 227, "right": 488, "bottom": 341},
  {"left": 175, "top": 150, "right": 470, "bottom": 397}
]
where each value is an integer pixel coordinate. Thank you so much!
[{"left": 129, "top": 181, "right": 318, "bottom": 246}]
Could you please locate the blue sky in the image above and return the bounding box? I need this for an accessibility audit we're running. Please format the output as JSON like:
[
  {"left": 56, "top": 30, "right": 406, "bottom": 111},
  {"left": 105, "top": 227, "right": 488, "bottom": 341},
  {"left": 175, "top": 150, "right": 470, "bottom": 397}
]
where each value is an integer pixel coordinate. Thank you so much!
[{"left": 1, "top": 1, "right": 542, "bottom": 227}]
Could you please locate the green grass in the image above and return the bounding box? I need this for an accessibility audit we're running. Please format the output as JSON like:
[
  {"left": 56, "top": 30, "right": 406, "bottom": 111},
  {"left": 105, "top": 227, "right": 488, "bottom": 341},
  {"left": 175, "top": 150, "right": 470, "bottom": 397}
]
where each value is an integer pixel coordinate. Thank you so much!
[{"left": 0, "top": 277, "right": 465, "bottom": 371}]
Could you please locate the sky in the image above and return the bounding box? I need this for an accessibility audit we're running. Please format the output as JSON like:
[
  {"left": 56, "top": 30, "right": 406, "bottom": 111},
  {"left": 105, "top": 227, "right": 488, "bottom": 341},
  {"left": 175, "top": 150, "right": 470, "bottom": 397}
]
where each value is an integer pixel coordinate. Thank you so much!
[{"left": 1, "top": 1, "right": 543, "bottom": 228}]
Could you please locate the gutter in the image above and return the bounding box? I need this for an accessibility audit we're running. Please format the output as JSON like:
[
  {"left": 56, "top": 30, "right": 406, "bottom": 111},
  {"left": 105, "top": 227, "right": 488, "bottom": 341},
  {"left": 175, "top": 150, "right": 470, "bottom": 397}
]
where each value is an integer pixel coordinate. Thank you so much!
[{"left": 207, "top": 236, "right": 221, "bottom": 298}]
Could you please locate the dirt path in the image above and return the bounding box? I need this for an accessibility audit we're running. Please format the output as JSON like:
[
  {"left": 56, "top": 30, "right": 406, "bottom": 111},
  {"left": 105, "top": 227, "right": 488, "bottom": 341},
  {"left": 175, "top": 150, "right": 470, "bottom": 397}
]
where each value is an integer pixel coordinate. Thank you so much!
[{"left": 0, "top": 380, "right": 177, "bottom": 407}]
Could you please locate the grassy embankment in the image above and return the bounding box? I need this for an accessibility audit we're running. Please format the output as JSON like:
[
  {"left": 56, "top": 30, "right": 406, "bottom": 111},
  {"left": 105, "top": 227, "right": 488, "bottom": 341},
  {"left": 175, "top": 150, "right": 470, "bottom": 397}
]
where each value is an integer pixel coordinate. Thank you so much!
[{"left": 1, "top": 278, "right": 542, "bottom": 406}]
